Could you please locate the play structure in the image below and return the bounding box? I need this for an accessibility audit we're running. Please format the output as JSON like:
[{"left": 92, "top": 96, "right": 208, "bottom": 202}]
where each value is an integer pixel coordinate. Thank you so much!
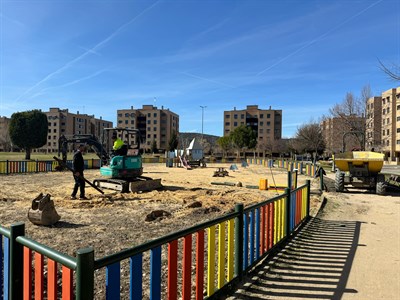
[{"left": 57, "top": 127, "right": 162, "bottom": 193}]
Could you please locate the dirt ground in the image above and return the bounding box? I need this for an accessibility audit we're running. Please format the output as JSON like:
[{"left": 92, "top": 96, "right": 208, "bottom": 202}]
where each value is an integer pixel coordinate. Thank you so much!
[
  {"left": 0, "top": 163, "right": 322, "bottom": 257},
  {"left": 0, "top": 163, "right": 322, "bottom": 298}
]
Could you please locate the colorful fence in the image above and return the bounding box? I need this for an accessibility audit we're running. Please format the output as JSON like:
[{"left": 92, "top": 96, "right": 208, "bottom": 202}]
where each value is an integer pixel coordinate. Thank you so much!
[
  {"left": 0, "top": 159, "right": 102, "bottom": 175},
  {"left": 1, "top": 182, "right": 310, "bottom": 300}
]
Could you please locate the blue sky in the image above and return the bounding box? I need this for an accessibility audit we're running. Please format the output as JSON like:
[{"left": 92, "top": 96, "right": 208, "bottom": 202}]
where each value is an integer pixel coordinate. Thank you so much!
[{"left": 0, "top": 0, "right": 399, "bottom": 138}]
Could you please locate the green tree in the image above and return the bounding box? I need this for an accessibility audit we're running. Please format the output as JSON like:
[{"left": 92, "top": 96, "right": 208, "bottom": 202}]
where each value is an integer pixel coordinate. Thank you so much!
[
  {"left": 9, "top": 110, "right": 48, "bottom": 159},
  {"left": 216, "top": 135, "right": 232, "bottom": 157},
  {"left": 168, "top": 131, "right": 178, "bottom": 151},
  {"left": 230, "top": 125, "right": 257, "bottom": 157}
]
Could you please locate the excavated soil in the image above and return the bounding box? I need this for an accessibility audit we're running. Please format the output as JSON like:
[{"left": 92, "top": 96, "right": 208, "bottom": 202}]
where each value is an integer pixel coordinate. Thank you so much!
[{"left": 0, "top": 163, "right": 322, "bottom": 299}]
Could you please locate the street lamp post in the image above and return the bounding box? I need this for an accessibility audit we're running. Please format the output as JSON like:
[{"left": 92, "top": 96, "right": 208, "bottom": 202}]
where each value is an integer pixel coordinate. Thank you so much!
[{"left": 200, "top": 106, "right": 207, "bottom": 143}]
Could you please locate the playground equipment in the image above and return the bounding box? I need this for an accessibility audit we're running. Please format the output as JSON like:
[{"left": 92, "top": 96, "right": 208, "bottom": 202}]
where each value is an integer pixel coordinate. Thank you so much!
[
  {"left": 334, "top": 151, "right": 386, "bottom": 194},
  {"left": 57, "top": 128, "right": 162, "bottom": 193}
]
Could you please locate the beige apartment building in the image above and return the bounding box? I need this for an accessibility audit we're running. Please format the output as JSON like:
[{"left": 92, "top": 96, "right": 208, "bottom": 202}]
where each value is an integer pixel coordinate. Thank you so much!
[
  {"left": 365, "top": 96, "right": 382, "bottom": 151},
  {"left": 117, "top": 105, "right": 179, "bottom": 152},
  {"left": 223, "top": 105, "right": 282, "bottom": 145},
  {"left": 368, "top": 87, "right": 400, "bottom": 161},
  {"left": 321, "top": 116, "right": 365, "bottom": 155},
  {"left": 41, "top": 108, "right": 113, "bottom": 153},
  {"left": 0, "top": 116, "right": 11, "bottom": 151}
]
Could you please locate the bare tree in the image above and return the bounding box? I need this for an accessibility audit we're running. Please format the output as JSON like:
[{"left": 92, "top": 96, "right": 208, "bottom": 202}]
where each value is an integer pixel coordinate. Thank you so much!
[
  {"left": 328, "top": 90, "right": 366, "bottom": 151},
  {"left": 378, "top": 59, "right": 400, "bottom": 81},
  {"left": 292, "top": 122, "right": 325, "bottom": 163}
]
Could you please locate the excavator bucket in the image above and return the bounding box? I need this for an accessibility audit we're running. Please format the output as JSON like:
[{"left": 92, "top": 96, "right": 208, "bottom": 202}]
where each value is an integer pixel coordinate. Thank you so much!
[{"left": 28, "top": 193, "right": 61, "bottom": 226}]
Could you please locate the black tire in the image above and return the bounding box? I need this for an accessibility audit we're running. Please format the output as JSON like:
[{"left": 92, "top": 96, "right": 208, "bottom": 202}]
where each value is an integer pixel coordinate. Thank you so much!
[
  {"left": 335, "top": 171, "right": 345, "bottom": 192},
  {"left": 376, "top": 174, "right": 387, "bottom": 195}
]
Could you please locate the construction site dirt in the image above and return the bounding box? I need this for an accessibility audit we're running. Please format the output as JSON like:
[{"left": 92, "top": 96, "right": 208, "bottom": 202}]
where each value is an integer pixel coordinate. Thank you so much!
[{"left": 0, "top": 163, "right": 322, "bottom": 298}]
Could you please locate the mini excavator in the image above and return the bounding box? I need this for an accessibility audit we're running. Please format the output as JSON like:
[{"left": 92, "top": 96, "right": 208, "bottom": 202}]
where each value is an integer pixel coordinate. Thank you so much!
[{"left": 57, "top": 128, "right": 162, "bottom": 193}]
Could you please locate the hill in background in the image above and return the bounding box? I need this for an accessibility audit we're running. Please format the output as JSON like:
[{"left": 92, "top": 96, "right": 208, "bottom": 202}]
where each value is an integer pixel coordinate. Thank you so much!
[{"left": 178, "top": 132, "right": 220, "bottom": 150}]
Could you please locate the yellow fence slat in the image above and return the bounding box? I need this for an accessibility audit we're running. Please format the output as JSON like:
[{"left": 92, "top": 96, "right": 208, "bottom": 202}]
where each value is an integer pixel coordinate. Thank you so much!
[
  {"left": 218, "top": 222, "right": 225, "bottom": 289},
  {"left": 207, "top": 225, "right": 216, "bottom": 296}
]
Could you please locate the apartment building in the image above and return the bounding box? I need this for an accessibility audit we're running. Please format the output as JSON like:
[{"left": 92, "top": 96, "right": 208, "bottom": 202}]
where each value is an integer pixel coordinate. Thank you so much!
[
  {"left": 223, "top": 105, "right": 282, "bottom": 144},
  {"left": 321, "top": 116, "right": 365, "bottom": 155},
  {"left": 41, "top": 108, "right": 113, "bottom": 153},
  {"left": 117, "top": 105, "right": 179, "bottom": 151},
  {"left": 371, "top": 87, "right": 400, "bottom": 161},
  {"left": 365, "top": 96, "right": 382, "bottom": 150},
  {"left": 0, "top": 116, "right": 11, "bottom": 151}
]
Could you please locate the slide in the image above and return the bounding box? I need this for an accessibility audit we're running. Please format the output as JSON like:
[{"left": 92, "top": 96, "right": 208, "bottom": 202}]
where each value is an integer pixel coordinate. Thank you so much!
[{"left": 179, "top": 156, "right": 192, "bottom": 169}]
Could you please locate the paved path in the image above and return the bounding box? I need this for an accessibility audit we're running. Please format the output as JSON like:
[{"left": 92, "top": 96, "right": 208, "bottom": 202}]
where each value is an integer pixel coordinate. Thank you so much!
[{"left": 226, "top": 191, "right": 400, "bottom": 300}]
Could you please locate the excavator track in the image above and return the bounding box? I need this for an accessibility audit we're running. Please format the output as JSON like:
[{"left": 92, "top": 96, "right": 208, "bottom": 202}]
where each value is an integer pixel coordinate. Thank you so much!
[
  {"left": 93, "top": 177, "right": 162, "bottom": 193},
  {"left": 93, "top": 178, "right": 130, "bottom": 193}
]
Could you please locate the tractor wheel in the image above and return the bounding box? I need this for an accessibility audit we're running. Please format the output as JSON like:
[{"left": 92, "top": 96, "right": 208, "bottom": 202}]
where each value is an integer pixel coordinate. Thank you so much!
[
  {"left": 335, "top": 171, "right": 345, "bottom": 192},
  {"left": 376, "top": 174, "right": 387, "bottom": 195}
]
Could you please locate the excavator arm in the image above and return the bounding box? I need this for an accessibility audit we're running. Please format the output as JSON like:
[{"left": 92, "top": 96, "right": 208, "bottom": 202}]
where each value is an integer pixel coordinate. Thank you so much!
[{"left": 58, "top": 134, "right": 110, "bottom": 166}]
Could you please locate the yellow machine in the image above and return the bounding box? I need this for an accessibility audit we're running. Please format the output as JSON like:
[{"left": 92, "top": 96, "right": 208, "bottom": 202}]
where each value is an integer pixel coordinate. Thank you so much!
[{"left": 334, "top": 151, "right": 386, "bottom": 194}]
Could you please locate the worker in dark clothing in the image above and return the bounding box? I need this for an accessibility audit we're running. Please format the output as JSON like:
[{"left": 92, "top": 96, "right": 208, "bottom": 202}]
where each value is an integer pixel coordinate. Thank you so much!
[{"left": 71, "top": 144, "right": 88, "bottom": 200}]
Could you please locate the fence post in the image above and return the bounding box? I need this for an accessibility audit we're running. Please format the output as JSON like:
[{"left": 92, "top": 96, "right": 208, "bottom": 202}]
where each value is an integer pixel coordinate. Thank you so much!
[
  {"left": 36, "top": 159, "right": 39, "bottom": 173},
  {"left": 76, "top": 247, "right": 95, "bottom": 300},
  {"left": 6, "top": 160, "right": 9, "bottom": 175},
  {"left": 319, "top": 168, "right": 324, "bottom": 191},
  {"left": 287, "top": 171, "right": 291, "bottom": 191},
  {"left": 285, "top": 188, "right": 291, "bottom": 237},
  {"left": 9, "top": 222, "right": 24, "bottom": 300},
  {"left": 306, "top": 180, "right": 311, "bottom": 219},
  {"left": 234, "top": 204, "right": 244, "bottom": 281}
]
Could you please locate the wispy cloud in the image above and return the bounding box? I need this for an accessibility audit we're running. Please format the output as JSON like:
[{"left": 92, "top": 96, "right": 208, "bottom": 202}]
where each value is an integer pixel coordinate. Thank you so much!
[
  {"left": 256, "top": 0, "right": 384, "bottom": 76},
  {"left": 14, "top": 1, "right": 160, "bottom": 102},
  {"left": 180, "top": 71, "right": 236, "bottom": 88}
]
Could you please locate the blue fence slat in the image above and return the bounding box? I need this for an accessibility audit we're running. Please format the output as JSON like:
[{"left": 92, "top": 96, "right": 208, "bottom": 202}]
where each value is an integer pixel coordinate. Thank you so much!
[
  {"left": 150, "top": 246, "right": 161, "bottom": 300},
  {"left": 255, "top": 208, "right": 260, "bottom": 260},
  {"left": 3, "top": 237, "right": 10, "bottom": 300},
  {"left": 249, "top": 210, "right": 255, "bottom": 265},
  {"left": 243, "top": 213, "right": 248, "bottom": 270},
  {"left": 106, "top": 262, "right": 121, "bottom": 300},
  {"left": 130, "top": 254, "right": 143, "bottom": 300}
]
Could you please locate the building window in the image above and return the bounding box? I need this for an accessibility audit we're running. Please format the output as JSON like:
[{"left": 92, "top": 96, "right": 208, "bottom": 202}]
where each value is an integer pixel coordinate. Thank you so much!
[
  {"left": 154, "top": 113, "right": 157, "bottom": 117},
  {"left": 234, "top": 114, "right": 238, "bottom": 119},
  {"left": 147, "top": 120, "right": 151, "bottom": 124},
  {"left": 118, "top": 113, "right": 122, "bottom": 117},
  {"left": 225, "top": 115, "right": 230, "bottom": 118},
  {"left": 154, "top": 134, "right": 157, "bottom": 138},
  {"left": 153, "top": 120, "right": 157, "bottom": 124},
  {"left": 383, "top": 109, "right": 386, "bottom": 114},
  {"left": 225, "top": 122, "right": 230, "bottom": 126},
  {"left": 234, "top": 122, "right": 238, "bottom": 126},
  {"left": 147, "top": 113, "right": 151, "bottom": 117},
  {"left": 154, "top": 127, "right": 156, "bottom": 131},
  {"left": 382, "top": 130, "right": 385, "bottom": 136},
  {"left": 48, "top": 129, "right": 51, "bottom": 133},
  {"left": 259, "top": 129, "right": 263, "bottom": 133},
  {"left": 267, "top": 121, "right": 271, "bottom": 126},
  {"left": 53, "top": 129, "right": 57, "bottom": 133},
  {"left": 387, "top": 108, "right": 390, "bottom": 114},
  {"left": 260, "top": 114, "right": 263, "bottom": 118},
  {"left": 241, "top": 114, "right": 244, "bottom": 119},
  {"left": 147, "top": 134, "right": 151, "bottom": 138},
  {"left": 147, "top": 127, "right": 151, "bottom": 131},
  {"left": 387, "top": 129, "right": 390, "bottom": 135},
  {"left": 131, "top": 120, "right": 134, "bottom": 124},
  {"left": 118, "top": 120, "right": 122, "bottom": 124},
  {"left": 267, "top": 114, "right": 270, "bottom": 118},
  {"left": 260, "top": 122, "right": 263, "bottom": 126},
  {"left": 125, "top": 120, "right": 128, "bottom": 124}
]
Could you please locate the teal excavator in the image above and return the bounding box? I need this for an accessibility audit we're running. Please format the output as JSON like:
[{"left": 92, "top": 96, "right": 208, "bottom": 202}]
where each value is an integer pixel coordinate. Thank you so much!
[{"left": 57, "top": 127, "right": 161, "bottom": 193}]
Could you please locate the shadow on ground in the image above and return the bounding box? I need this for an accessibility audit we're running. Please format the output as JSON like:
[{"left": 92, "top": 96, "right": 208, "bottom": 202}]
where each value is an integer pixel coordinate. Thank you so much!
[{"left": 228, "top": 217, "right": 361, "bottom": 300}]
